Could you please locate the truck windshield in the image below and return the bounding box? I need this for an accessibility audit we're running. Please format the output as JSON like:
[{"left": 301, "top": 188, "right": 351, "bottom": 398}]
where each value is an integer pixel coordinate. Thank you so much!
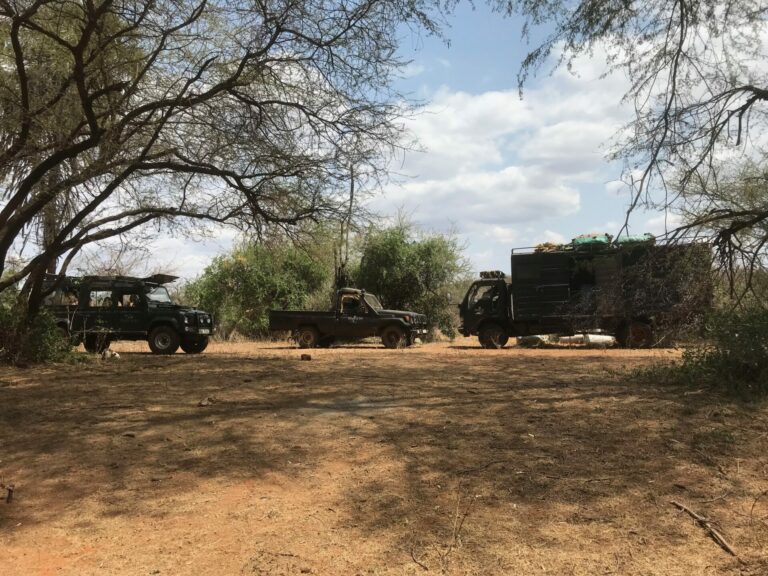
[
  {"left": 145, "top": 285, "right": 172, "bottom": 304},
  {"left": 364, "top": 294, "right": 383, "bottom": 311},
  {"left": 467, "top": 283, "right": 501, "bottom": 314}
]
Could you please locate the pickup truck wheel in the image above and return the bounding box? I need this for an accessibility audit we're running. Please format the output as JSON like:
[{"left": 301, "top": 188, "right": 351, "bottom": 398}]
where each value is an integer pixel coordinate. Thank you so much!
[
  {"left": 381, "top": 326, "right": 406, "bottom": 349},
  {"left": 84, "top": 333, "right": 110, "bottom": 353},
  {"left": 148, "top": 326, "right": 180, "bottom": 354},
  {"left": 296, "top": 326, "right": 319, "bottom": 349},
  {"left": 180, "top": 336, "right": 209, "bottom": 354},
  {"left": 479, "top": 324, "right": 508, "bottom": 349}
]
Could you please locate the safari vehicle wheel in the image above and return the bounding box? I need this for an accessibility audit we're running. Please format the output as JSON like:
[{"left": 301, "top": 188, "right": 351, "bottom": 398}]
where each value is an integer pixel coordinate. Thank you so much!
[
  {"left": 479, "top": 323, "right": 508, "bottom": 349},
  {"left": 180, "top": 336, "right": 209, "bottom": 354},
  {"left": 84, "top": 333, "right": 110, "bottom": 353},
  {"left": 381, "top": 325, "right": 406, "bottom": 349},
  {"left": 296, "top": 326, "right": 319, "bottom": 349},
  {"left": 616, "top": 321, "right": 654, "bottom": 348},
  {"left": 148, "top": 326, "right": 180, "bottom": 354}
]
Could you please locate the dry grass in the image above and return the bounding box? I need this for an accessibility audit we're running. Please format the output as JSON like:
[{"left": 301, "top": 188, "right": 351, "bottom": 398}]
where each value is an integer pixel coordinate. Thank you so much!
[{"left": 0, "top": 339, "right": 766, "bottom": 575}]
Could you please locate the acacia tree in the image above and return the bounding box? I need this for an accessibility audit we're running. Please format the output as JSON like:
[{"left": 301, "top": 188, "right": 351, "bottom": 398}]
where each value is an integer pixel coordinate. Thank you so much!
[
  {"left": 494, "top": 0, "right": 768, "bottom": 280},
  {"left": 0, "top": 0, "right": 442, "bottom": 320}
]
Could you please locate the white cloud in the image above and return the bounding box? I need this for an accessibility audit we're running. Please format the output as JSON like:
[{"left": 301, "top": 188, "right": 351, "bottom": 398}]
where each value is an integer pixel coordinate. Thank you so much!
[
  {"left": 643, "top": 212, "right": 682, "bottom": 237},
  {"left": 401, "top": 62, "right": 426, "bottom": 78},
  {"left": 381, "top": 166, "right": 580, "bottom": 229}
]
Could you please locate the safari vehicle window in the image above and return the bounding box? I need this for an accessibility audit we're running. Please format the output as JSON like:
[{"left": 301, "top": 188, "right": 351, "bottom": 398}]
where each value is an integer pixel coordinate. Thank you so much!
[
  {"left": 88, "top": 290, "right": 115, "bottom": 308},
  {"left": 43, "top": 288, "right": 78, "bottom": 306},
  {"left": 145, "top": 285, "right": 172, "bottom": 304},
  {"left": 363, "top": 294, "right": 383, "bottom": 311},
  {"left": 119, "top": 293, "right": 142, "bottom": 307},
  {"left": 340, "top": 295, "right": 361, "bottom": 315}
]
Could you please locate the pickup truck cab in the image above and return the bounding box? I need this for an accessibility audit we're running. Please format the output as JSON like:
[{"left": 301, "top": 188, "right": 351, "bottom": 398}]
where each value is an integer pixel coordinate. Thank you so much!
[
  {"left": 43, "top": 274, "right": 214, "bottom": 354},
  {"left": 269, "top": 288, "right": 428, "bottom": 348}
]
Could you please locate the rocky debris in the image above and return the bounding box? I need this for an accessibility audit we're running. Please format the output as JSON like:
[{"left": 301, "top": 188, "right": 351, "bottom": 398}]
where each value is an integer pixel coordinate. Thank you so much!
[{"left": 198, "top": 396, "right": 216, "bottom": 407}]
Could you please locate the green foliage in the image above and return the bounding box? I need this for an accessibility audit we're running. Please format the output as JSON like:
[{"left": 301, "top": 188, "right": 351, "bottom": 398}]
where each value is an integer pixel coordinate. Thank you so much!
[
  {"left": 355, "top": 224, "right": 469, "bottom": 338},
  {"left": 0, "top": 292, "right": 71, "bottom": 365},
  {"left": 185, "top": 242, "right": 331, "bottom": 338},
  {"left": 633, "top": 306, "right": 768, "bottom": 400}
]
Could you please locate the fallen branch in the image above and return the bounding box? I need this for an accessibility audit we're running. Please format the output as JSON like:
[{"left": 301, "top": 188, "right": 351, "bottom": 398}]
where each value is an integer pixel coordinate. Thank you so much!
[
  {"left": 457, "top": 460, "right": 507, "bottom": 475},
  {"left": 410, "top": 544, "right": 429, "bottom": 571},
  {"left": 670, "top": 500, "right": 741, "bottom": 560}
]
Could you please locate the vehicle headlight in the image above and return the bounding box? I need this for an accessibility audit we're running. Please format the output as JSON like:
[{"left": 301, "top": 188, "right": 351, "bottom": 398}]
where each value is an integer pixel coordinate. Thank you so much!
[{"left": 184, "top": 316, "right": 190, "bottom": 324}]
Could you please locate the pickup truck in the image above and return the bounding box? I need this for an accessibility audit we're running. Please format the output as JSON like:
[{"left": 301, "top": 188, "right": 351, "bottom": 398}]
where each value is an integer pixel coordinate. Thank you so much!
[
  {"left": 43, "top": 274, "right": 214, "bottom": 354},
  {"left": 269, "top": 288, "right": 428, "bottom": 348}
]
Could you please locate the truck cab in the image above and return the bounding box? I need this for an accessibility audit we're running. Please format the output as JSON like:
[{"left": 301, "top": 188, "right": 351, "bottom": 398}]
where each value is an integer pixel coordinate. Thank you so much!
[{"left": 458, "top": 271, "right": 512, "bottom": 348}]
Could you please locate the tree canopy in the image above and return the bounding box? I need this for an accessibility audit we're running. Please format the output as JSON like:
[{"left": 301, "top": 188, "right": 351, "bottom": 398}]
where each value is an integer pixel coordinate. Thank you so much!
[
  {"left": 497, "top": 0, "right": 768, "bottom": 290},
  {"left": 185, "top": 241, "right": 331, "bottom": 338},
  {"left": 0, "top": 0, "right": 443, "bottom": 317},
  {"left": 355, "top": 223, "right": 469, "bottom": 337}
]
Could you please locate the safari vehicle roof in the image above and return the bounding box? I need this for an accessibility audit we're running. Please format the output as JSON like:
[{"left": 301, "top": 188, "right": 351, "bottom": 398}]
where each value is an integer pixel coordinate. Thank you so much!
[{"left": 44, "top": 273, "right": 179, "bottom": 291}]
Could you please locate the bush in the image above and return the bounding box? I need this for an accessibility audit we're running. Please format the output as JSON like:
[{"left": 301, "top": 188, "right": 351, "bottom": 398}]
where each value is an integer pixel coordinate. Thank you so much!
[
  {"left": 0, "top": 302, "right": 72, "bottom": 365},
  {"left": 355, "top": 224, "right": 469, "bottom": 338},
  {"left": 185, "top": 242, "right": 331, "bottom": 339},
  {"left": 634, "top": 306, "right": 768, "bottom": 400}
]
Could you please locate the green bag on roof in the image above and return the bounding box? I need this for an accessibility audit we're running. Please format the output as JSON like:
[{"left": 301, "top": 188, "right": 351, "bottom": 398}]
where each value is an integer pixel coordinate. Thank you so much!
[
  {"left": 572, "top": 233, "right": 612, "bottom": 247},
  {"left": 617, "top": 233, "right": 655, "bottom": 245}
]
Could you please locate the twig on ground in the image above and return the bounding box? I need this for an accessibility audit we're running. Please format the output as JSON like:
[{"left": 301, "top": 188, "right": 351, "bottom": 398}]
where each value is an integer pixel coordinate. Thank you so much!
[
  {"left": 749, "top": 489, "right": 768, "bottom": 525},
  {"left": 698, "top": 491, "right": 732, "bottom": 504},
  {"left": 457, "top": 460, "right": 506, "bottom": 475},
  {"left": 410, "top": 545, "right": 429, "bottom": 571},
  {"left": 670, "top": 500, "right": 742, "bottom": 561}
]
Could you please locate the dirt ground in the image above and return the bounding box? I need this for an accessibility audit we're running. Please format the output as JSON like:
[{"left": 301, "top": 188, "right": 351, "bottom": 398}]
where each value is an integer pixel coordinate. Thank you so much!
[{"left": 1, "top": 339, "right": 767, "bottom": 575}]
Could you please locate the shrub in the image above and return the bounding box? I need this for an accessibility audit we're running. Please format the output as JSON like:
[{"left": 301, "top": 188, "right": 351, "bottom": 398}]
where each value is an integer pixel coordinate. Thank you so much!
[
  {"left": 0, "top": 302, "right": 72, "bottom": 365},
  {"left": 185, "top": 242, "right": 331, "bottom": 339},
  {"left": 633, "top": 306, "right": 768, "bottom": 400},
  {"left": 354, "top": 224, "right": 470, "bottom": 338}
]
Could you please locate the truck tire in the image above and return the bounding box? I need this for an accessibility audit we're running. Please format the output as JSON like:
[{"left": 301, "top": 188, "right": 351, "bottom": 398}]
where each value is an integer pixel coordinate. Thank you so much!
[
  {"left": 148, "top": 326, "right": 180, "bottom": 354},
  {"left": 381, "top": 325, "right": 406, "bottom": 349},
  {"left": 84, "top": 333, "right": 110, "bottom": 353},
  {"left": 180, "top": 336, "right": 209, "bottom": 354},
  {"left": 479, "top": 323, "right": 509, "bottom": 349},
  {"left": 296, "top": 326, "right": 319, "bottom": 349},
  {"left": 616, "top": 321, "right": 653, "bottom": 348}
]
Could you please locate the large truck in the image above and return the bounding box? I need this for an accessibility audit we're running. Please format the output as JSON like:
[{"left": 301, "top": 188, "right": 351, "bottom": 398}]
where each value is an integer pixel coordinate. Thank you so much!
[{"left": 458, "top": 237, "right": 712, "bottom": 348}]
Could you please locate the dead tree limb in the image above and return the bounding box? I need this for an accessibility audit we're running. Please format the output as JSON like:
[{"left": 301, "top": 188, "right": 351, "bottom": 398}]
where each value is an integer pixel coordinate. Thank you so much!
[{"left": 670, "top": 500, "right": 742, "bottom": 561}]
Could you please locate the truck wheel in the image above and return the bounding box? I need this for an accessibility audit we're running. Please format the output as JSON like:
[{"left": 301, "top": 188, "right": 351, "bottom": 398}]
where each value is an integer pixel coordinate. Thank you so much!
[
  {"left": 479, "top": 324, "right": 508, "bottom": 349},
  {"left": 296, "top": 326, "right": 319, "bottom": 348},
  {"left": 381, "top": 326, "right": 406, "bottom": 349},
  {"left": 148, "top": 326, "right": 180, "bottom": 354},
  {"left": 616, "top": 321, "right": 653, "bottom": 348},
  {"left": 84, "top": 333, "right": 110, "bottom": 353},
  {"left": 180, "top": 336, "right": 209, "bottom": 354}
]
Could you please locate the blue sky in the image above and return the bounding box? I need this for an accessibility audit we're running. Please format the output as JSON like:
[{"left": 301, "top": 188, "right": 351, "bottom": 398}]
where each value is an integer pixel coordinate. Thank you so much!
[{"left": 151, "top": 4, "right": 670, "bottom": 279}]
